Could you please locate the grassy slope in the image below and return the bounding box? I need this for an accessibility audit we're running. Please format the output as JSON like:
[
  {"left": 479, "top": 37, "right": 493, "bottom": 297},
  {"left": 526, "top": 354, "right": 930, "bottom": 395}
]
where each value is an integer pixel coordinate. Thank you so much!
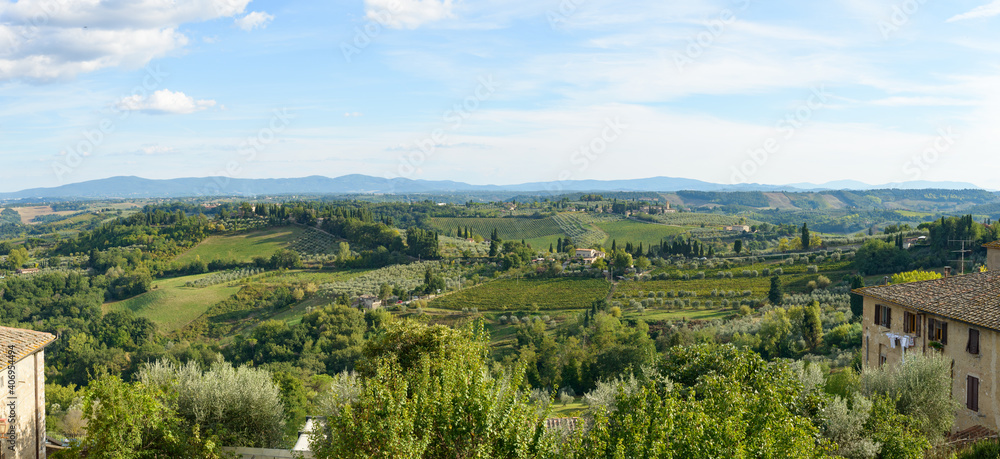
[
  {"left": 174, "top": 226, "right": 305, "bottom": 264},
  {"left": 429, "top": 217, "right": 566, "bottom": 250},
  {"left": 595, "top": 219, "right": 689, "bottom": 249},
  {"left": 105, "top": 273, "right": 241, "bottom": 333}
]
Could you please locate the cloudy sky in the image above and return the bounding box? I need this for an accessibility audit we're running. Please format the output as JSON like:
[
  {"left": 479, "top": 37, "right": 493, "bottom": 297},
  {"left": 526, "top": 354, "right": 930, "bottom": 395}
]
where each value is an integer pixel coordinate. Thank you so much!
[{"left": 2, "top": 0, "right": 999, "bottom": 192}]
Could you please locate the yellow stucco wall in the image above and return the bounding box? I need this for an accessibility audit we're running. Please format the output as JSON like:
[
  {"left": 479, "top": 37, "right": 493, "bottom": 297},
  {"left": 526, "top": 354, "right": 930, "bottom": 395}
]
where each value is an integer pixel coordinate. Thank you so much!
[
  {"left": 862, "top": 296, "right": 996, "bottom": 432},
  {"left": 4, "top": 349, "right": 45, "bottom": 459},
  {"left": 987, "top": 247, "right": 1000, "bottom": 272}
]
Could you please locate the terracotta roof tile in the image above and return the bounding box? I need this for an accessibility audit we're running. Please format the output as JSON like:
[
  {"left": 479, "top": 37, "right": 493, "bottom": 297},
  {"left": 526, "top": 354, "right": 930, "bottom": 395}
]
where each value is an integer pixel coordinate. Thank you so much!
[
  {"left": 0, "top": 326, "right": 56, "bottom": 364},
  {"left": 854, "top": 271, "right": 1000, "bottom": 330},
  {"left": 984, "top": 241, "right": 1000, "bottom": 250}
]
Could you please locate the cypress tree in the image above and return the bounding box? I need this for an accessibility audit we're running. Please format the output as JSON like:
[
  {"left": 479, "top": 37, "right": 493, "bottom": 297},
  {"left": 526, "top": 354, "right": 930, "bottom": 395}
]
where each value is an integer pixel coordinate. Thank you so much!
[
  {"left": 849, "top": 275, "right": 864, "bottom": 318},
  {"left": 768, "top": 276, "right": 783, "bottom": 305}
]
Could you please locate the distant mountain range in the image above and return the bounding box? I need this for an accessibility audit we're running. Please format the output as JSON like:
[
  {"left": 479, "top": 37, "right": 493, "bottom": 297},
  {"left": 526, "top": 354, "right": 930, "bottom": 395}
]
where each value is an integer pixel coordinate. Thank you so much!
[{"left": 0, "top": 175, "right": 986, "bottom": 201}]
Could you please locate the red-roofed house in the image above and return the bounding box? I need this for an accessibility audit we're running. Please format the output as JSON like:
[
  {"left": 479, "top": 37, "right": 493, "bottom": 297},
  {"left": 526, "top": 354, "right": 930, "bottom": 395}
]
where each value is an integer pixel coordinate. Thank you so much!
[
  {"left": 853, "top": 242, "right": 1000, "bottom": 433},
  {"left": 1, "top": 326, "right": 56, "bottom": 459}
]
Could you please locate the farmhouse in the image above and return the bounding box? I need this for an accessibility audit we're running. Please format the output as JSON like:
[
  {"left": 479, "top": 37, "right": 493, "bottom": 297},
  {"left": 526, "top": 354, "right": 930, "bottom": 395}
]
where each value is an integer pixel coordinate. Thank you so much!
[
  {"left": 355, "top": 294, "right": 382, "bottom": 309},
  {"left": 854, "top": 241, "right": 1000, "bottom": 433},
  {"left": 13, "top": 269, "right": 38, "bottom": 275},
  {"left": 724, "top": 225, "right": 751, "bottom": 233},
  {"left": 1, "top": 326, "right": 56, "bottom": 459},
  {"left": 574, "top": 248, "right": 606, "bottom": 264}
]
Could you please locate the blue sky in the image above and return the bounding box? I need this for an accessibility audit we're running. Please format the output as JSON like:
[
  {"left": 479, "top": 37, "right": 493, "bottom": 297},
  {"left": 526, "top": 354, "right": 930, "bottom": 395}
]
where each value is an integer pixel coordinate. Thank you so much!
[{"left": 2, "top": 0, "right": 1000, "bottom": 192}]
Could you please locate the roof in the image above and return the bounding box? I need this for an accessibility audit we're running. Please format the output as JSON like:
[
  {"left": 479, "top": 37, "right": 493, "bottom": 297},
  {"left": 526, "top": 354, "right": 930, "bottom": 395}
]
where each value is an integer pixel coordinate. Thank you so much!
[
  {"left": 853, "top": 271, "right": 1000, "bottom": 330},
  {"left": 292, "top": 417, "right": 323, "bottom": 452},
  {"left": 984, "top": 240, "right": 1000, "bottom": 250},
  {"left": 0, "top": 326, "right": 56, "bottom": 363}
]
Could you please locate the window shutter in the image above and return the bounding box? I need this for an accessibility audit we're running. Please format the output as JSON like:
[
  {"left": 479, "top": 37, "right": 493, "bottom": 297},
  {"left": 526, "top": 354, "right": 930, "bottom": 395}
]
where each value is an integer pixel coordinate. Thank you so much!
[
  {"left": 875, "top": 305, "right": 882, "bottom": 326},
  {"left": 886, "top": 308, "right": 891, "bottom": 328},
  {"left": 974, "top": 377, "right": 980, "bottom": 411},
  {"left": 968, "top": 329, "right": 980, "bottom": 355},
  {"left": 942, "top": 322, "right": 948, "bottom": 345},
  {"left": 968, "top": 376, "right": 980, "bottom": 412},
  {"left": 916, "top": 315, "right": 922, "bottom": 337}
]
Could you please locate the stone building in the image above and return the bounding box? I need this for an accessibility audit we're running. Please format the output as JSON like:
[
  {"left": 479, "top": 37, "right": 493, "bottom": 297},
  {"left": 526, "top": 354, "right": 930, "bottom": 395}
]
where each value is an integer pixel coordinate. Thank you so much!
[
  {"left": 1, "top": 326, "right": 55, "bottom": 459},
  {"left": 854, "top": 241, "right": 1000, "bottom": 433}
]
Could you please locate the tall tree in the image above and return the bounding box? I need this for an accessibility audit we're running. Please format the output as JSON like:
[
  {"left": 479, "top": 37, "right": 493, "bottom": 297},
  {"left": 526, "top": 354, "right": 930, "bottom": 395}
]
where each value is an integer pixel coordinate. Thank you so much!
[
  {"left": 801, "top": 223, "right": 810, "bottom": 250},
  {"left": 734, "top": 239, "right": 743, "bottom": 255},
  {"left": 849, "top": 275, "right": 865, "bottom": 318},
  {"left": 768, "top": 276, "right": 784, "bottom": 305},
  {"left": 803, "top": 301, "right": 824, "bottom": 350}
]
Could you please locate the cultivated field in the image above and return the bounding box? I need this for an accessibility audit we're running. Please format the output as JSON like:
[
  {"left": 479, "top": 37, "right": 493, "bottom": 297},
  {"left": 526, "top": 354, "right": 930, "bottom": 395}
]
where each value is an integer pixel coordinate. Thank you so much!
[
  {"left": 174, "top": 226, "right": 305, "bottom": 264},
  {"left": 430, "top": 277, "right": 611, "bottom": 311},
  {"left": 104, "top": 273, "right": 242, "bottom": 333},
  {"left": 11, "top": 206, "right": 81, "bottom": 224},
  {"left": 429, "top": 217, "right": 566, "bottom": 249},
  {"left": 552, "top": 213, "right": 606, "bottom": 248},
  {"left": 595, "top": 219, "right": 689, "bottom": 248}
]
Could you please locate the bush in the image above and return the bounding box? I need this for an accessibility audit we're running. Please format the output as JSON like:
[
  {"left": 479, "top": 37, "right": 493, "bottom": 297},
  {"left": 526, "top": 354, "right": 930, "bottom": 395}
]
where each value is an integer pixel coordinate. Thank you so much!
[
  {"left": 860, "top": 353, "right": 957, "bottom": 443},
  {"left": 312, "top": 323, "right": 552, "bottom": 458},
  {"left": 139, "top": 360, "right": 286, "bottom": 448},
  {"left": 957, "top": 439, "right": 1000, "bottom": 459},
  {"left": 816, "top": 275, "right": 832, "bottom": 289}
]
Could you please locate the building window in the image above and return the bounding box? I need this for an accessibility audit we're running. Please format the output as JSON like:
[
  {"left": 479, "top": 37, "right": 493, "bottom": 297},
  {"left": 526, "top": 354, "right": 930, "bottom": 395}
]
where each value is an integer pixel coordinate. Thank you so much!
[
  {"left": 903, "top": 311, "right": 919, "bottom": 334},
  {"left": 967, "top": 375, "right": 980, "bottom": 412},
  {"left": 878, "top": 343, "right": 886, "bottom": 367},
  {"left": 875, "top": 305, "right": 892, "bottom": 328},
  {"left": 928, "top": 318, "right": 949, "bottom": 344},
  {"left": 967, "top": 329, "right": 980, "bottom": 355}
]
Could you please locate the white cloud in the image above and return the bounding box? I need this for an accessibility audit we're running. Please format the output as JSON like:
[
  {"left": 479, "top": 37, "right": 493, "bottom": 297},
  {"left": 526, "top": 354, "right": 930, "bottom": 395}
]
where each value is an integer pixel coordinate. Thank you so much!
[
  {"left": 947, "top": 0, "right": 1000, "bottom": 22},
  {"left": 344, "top": 112, "right": 364, "bottom": 117},
  {"left": 365, "top": 0, "right": 456, "bottom": 29},
  {"left": 869, "top": 96, "right": 980, "bottom": 107},
  {"left": 141, "top": 144, "right": 174, "bottom": 155},
  {"left": 235, "top": 11, "right": 274, "bottom": 31},
  {"left": 116, "top": 89, "right": 216, "bottom": 114},
  {"left": 0, "top": 0, "right": 252, "bottom": 82}
]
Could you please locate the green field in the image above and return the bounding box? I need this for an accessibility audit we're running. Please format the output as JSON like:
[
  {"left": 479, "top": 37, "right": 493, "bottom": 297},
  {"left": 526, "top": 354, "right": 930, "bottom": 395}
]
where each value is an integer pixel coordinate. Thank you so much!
[
  {"left": 552, "top": 213, "right": 606, "bottom": 248},
  {"left": 105, "top": 273, "right": 241, "bottom": 333},
  {"left": 595, "top": 219, "right": 689, "bottom": 249},
  {"left": 429, "top": 217, "right": 566, "bottom": 249},
  {"left": 430, "top": 277, "right": 611, "bottom": 311},
  {"left": 174, "top": 226, "right": 305, "bottom": 264},
  {"left": 623, "top": 307, "right": 735, "bottom": 322},
  {"left": 617, "top": 273, "right": 821, "bottom": 299}
]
